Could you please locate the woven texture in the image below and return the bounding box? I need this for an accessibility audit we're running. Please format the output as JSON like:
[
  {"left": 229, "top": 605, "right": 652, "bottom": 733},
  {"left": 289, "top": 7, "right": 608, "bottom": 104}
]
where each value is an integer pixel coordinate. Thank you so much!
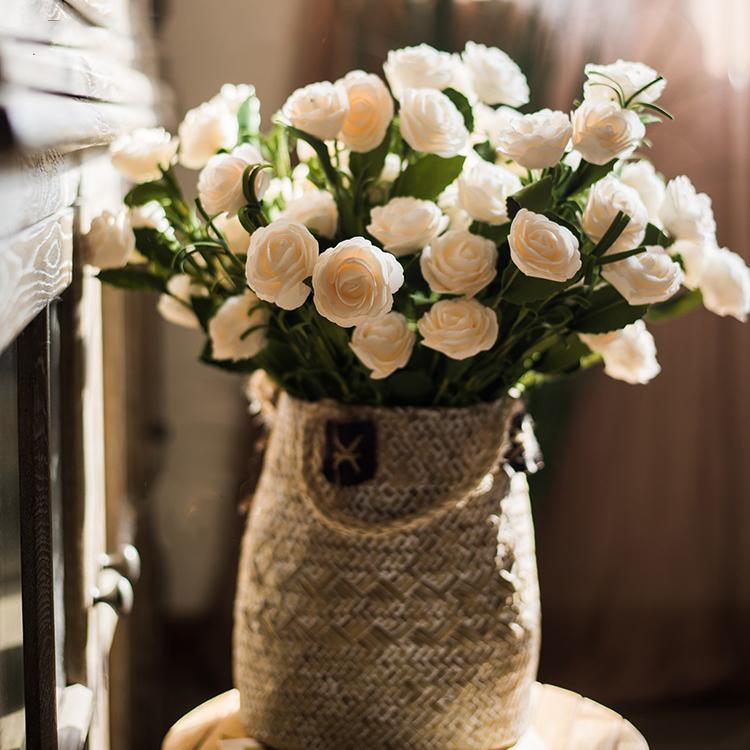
[{"left": 233, "top": 393, "right": 541, "bottom": 750}]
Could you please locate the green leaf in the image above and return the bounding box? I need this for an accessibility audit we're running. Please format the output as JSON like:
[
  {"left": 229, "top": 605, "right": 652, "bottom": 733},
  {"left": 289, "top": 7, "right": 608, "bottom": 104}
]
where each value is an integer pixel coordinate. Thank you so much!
[
  {"left": 237, "top": 93, "right": 260, "bottom": 143},
  {"left": 501, "top": 264, "right": 565, "bottom": 304},
  {"left": 386, "top": 369, "right": 435, "bottom": 405},
  {"left": 533, "top": 333, "right": 590, "bottom": 374},
  {"left": 191, "top": 296, "right": 217, "bottom": 332},
  {"left": 133, "top": 228, "right": 178, "bottom": 269},
  {"left": 556, "top": 159, "right": 617, "bottom": 199},
  {"left": 97, "top": 266, "right": 167, "bottom": 292},
  {"left": 643, "top": 222, "right": 671, "bottom": 247},
  {"left": 285, "top": 125, "right": 339, "bottom": 188},
  {"left": 469, "top": 220, "right": 511, "bottom": 245},
  {"left": 392, "top": 154, "right": 465, "bottom": 200},
  {"left": 441, "top": 88, "right": 474, "bottom": 131},
  {"left": 506, "top": 176, "right": 554, "bottom": 218},
  {"left": 349, "top": 126, "right": 391, "bottom": 181},
  {"left": 574, "top": 284, "right": 648, "bottom": 333},
  {"left": 596, "top": 245, "right": 646, "bottom": 265},
  {"left": 123, "top": 181, "right": 170, "bottom": 208},
  {"left": 646, "top": 288, "right": 703, "bottom": 322},
  {"left": 473, "top": 140, "right": 496, "bottom": 163}
]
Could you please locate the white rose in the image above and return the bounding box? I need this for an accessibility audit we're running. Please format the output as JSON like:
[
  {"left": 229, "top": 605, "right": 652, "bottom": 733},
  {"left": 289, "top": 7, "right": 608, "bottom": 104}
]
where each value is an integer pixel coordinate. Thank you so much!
[
  {"left": 457, "top": 157, "right": 522, "bottom": 225},
  {"left": 571, "top": 100, "right": 645, "bottom": 165},
  {"left": 462, "top": 41, "right": 529, "bottom": 107},
  {"left": 508, "top": 209, "right": 581, "bottom": 282},
  {"left": 312, "top": 237, "right": 404, "bottom": 327},
  {"left": 418, "top": 297, "right": 498, "bottom": 360},
  {"left": 178, "top": 102, "right": 238, "bottom": 170},
  {"left": 197, "top": 143, "right": 269, "bottom": 217},
  {"left": 579, "top": 320, "right": 660, "bottom": 384},
  {"left": 383, "top": 44, "right": 457, "bottom": 100},
  {"left": 494, "top": 109, "right": 572, "bottom": 170},
  {"left": 282, "top": 81, "right": 349, "bottom": 141},
  {"left": 110, "top": 127, "right": 178, "bottom": 183},
  {"left": 583, "top": 175, "right": 648, "bottom": 254},
  {"left": 659, "top": 175, "right": 716, "bottom": 242},
  {"left": 157, "top": 274, "right": 206, "bottom": 329},
  {"left": 213, "top": 213, "right": 250, "bottom": 254},
  {"left": 438, "top": 183, "right": 473, "bottom": 231},
  {"left": 350, "top": 311, "right": 415, "bottom": 379},
  {"left": 668, "top": 237, "right": 712, "bottom": 290},
  {"left": 208, "top": 290, "right": 269, "bottom": 361},
  {"left": 279, "top": 189, "right": 338, "bottom": 239},
  {"left": 210, "top": 83, "right": 256, "bottom": 114},
  {"left": 83, "top": 209, "right": 135, "bottom": 269},
  {"left": 420, "top": 229, "right": 497, "bottom": 296},
  {"left": 602, "top": 246, "right": 682, "bottom": 305},
  {"left": 584, "top": 60, "right": 666, "bottom": 104},
  {"left": 245, "top": 220, "right": 318, "bottom": 310},
  {"left": 698, "top": 246, "right": 750, "bottom": 322},
  {"left": 473, "top": 104, "right": 521, "bottom": 147},
  {"left": 337, "top": 71, "right": 394, "bottom": 153},
  {"left": 129, "top": 200, "right": 171, "bottom": 235},
  {"left": 367, "top": 197, "right": 447, "bottom": 256},
  {"left": 398, "top": 88, "right": 469, "bottom": 158},
  {"left": 379, "top": 153, "right": 403, "bottom": 183},
  {"left": 619, "top": 160, "right": 665, "bottom": 224}
]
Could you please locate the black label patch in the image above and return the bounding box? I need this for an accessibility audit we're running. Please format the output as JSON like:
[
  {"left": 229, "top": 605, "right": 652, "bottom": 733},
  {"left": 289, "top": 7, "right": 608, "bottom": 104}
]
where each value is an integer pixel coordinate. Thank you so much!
[{"left": 323, "top": 420, "right": 377, "bottom": 486}]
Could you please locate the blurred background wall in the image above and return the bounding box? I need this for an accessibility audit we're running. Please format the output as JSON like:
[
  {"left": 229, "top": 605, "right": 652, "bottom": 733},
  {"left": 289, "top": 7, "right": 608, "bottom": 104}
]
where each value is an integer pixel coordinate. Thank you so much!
[{"left": 127, "top": 0, "right": 750, "bottom": 746}]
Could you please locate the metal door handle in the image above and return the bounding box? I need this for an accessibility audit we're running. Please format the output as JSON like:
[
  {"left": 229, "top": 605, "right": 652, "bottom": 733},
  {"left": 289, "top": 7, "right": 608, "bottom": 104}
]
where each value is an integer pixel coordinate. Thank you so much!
[
  {"left": 99, "top": 543, "right": 140, "bottom": 584},
  {"left": 92, "top": 572, "right": 133, "bottom": 617}
]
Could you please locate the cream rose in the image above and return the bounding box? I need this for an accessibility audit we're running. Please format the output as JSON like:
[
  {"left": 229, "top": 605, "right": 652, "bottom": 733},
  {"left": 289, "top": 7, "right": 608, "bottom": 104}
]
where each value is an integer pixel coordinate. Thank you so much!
[
  {"left": 508, "top": 209, "right": 581, "bottom": 282},
  {"left": 699, "top": 246, "right": 750, "bottom": 322},
  {"left": 494, "top": 109, "right": 572, "bottom": 169},
  {"left": 579, "top": 320, "right": 660, "bottom": 384},
  {"left": 312, "top": 237, "right": 404, "bottom": 327},
  {"left": 83, "top": 209, "right": 135, "bottom": 269},
  {"left": 398, "top": 88, "right": 469, "bottom": 158},
  {"left": 210, "top": 83, "right": 257, "bottom": 115},
  {"left": 659, "top": 176, "right": 716, "bottom": 242},
  {"left": 667, "top": 237, "right": 711, "bottom": 290},
  {"left": 367, "top": 197, "right": 447, "bottom": 256},
  {"left": 279, "top": 189, "right": 338, "bottom": 239},
  {"left": 129, "top": 201, "right": 171, "bottom": 235},
  {"left": 571, "top": 100, "right": 645, "bottom": 165},
  {"left": 214, "top": 213, "right": 250, "bottom": 254},
  {"left": 462, "top": 42, "right": 529, "bottom": 107},
  {"left": 438, "top": 183, "right": 473, "bottom": 231},
  {"left": 418, "top": 297, "right": 498, "bottom": 360},
  {"left": 619, "top": 160, "right": 665, "bottom": 224},
  {"left": 473, "top": 104, "right": 521, "bottom": 147},
  {"left": 208, "top": 290, "right": 269, "bottom": 361},
  {"left": 110, "top": 127, "right": 178, "bottom": 183},
  {"left": 457, "top": 158, "right": 522, "bottom": 225},
  {"left": 157, "top": 274, "right": 207, "bottom": 329},
  {"left": 584, "top": 60, "right": 666, "bottom": 104},
  {"left": 282, "top": 81, "right": 349, "bottom": 141},
  {"left": 197, "top": 143, "right": 269, "bottom": 217},
  {"left": 583, "top": 175, "right": 648, "bottom": 254},
  {"left": 245, "top": 220, "right": 318, "bottom": 310},
  {"left": 178, "top": 102, "right": 238, "bottom": 170},
  {"left": 420, "top": 229, "right": 497, "bottom": 296},
  {"left": 350, "top": 311, "right": 415, "bottom": 379},
  {"left": 383, "top": 44, "right": 457, "bottom": 100},
  {"left": 602, "top": 246, "right": 682, "bottom": 305},
  {"left": 338, "top": 71, "right": 394, "bottom": 153}
]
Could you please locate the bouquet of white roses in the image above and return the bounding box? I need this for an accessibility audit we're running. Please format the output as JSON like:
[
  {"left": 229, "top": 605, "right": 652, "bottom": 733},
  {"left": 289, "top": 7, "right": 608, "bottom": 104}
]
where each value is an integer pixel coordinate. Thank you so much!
[{"left": 86, "top": 43, "right": 750, "bottom": 406}]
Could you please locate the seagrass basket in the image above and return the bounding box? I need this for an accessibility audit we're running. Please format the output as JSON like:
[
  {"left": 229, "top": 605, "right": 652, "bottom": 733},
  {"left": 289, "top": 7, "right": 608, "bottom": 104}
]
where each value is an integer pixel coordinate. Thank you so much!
[{"left": 233, "top": 392, "right": 541, "bottom": 750}]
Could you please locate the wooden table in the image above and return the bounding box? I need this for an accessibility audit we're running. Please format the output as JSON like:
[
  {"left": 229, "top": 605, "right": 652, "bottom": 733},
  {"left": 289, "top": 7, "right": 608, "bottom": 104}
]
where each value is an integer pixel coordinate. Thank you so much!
[{"left": 162, "top": 684, "right": 648, "bottom": 750}]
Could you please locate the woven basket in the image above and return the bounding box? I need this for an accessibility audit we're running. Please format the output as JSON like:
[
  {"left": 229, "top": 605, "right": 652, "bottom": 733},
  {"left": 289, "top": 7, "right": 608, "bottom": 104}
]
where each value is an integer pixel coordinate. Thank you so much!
[{"left": 233, "top": 392, "right": 541, "bottom": 750}]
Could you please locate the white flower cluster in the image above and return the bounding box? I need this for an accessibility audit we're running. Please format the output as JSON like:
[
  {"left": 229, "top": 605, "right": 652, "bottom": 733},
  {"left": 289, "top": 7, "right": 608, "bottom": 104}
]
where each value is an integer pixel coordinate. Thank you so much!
[{"left": 86, "top": 48, "right": 748, "bottom": 393}]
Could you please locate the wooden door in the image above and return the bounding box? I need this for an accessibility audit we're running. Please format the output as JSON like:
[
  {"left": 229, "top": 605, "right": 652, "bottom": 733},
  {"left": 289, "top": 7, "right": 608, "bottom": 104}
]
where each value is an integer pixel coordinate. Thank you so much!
[{"left": 0, "top": 1, "right": 165, "bottom": 747}]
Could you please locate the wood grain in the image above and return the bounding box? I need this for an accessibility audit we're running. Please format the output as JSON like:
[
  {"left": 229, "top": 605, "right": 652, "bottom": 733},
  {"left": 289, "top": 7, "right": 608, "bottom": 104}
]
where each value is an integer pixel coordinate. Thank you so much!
[
  {"left": 0, "top": 87, "right": 157, "bottom": 153},
  {"left": 0, "top": 151, "right": 79, "bottom": 238},
  {"left": 17, "top": 306, "right": 59, "bottom": 750},
  {"left": 0, "top": 209, "right": 73, "bottom": 354},
  {"left": 0, "top": 39, "right": 158, "bottom": 105}
]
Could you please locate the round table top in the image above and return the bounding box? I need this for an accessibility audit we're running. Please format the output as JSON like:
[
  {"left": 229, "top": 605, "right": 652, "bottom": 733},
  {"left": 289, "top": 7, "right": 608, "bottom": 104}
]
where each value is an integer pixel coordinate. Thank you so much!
[{"left": 162, "top": 683, "right": 648, "bottom": 750}]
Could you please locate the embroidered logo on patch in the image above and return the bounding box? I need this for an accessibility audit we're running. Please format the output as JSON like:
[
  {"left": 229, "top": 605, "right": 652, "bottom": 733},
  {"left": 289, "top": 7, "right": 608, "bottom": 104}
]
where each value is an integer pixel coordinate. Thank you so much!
[{"left": 323, "top": 420, "right": 377, "bottom": 486}]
